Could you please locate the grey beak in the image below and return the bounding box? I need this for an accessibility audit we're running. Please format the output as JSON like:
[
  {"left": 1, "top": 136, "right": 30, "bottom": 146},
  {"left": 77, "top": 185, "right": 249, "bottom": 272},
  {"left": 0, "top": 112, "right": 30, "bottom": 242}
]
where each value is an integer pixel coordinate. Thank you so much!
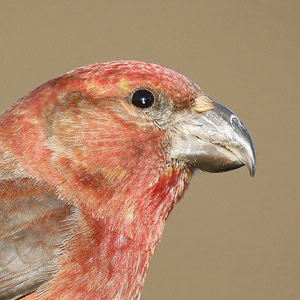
[{"left": 171, "top": 98, "right": 256, "bottom": 176}]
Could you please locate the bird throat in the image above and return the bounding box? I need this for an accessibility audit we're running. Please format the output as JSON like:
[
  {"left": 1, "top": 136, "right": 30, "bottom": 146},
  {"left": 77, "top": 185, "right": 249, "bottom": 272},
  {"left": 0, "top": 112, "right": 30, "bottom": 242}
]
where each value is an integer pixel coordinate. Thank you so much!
[
  {"left": 82, "top": 165, "right": 192, "bottom": 300},
  {"left": 36, "top": 164, "right": 192, "bottom": 300}
]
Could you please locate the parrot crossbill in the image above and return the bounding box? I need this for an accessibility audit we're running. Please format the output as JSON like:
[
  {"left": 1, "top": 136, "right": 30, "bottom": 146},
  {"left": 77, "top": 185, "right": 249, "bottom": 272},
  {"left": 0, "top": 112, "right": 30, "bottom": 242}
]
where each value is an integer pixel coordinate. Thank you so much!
[{"left": 0, "top": 61, "right": 256, "bottom": 300}]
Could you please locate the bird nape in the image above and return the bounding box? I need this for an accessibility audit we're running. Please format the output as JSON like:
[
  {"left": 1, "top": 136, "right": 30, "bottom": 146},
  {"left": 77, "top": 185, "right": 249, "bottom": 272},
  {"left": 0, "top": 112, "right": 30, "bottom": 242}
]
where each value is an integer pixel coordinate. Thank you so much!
[{"left": 0, "top": 61, "right": 256, "bottom": 300}]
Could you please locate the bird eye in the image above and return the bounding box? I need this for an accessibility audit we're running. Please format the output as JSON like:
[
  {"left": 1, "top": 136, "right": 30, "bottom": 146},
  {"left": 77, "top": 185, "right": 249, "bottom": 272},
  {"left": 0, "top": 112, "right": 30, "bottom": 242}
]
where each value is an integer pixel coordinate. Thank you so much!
[{"left": 131, "top": 89, "right": 155, "bottom": 109}]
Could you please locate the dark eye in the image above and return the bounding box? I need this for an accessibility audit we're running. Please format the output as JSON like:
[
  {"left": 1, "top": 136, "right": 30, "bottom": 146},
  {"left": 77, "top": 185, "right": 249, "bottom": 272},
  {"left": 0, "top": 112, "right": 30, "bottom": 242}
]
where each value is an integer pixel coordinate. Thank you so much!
[{"left": 131, "top": 89, "right": 155, "bottom": 109}]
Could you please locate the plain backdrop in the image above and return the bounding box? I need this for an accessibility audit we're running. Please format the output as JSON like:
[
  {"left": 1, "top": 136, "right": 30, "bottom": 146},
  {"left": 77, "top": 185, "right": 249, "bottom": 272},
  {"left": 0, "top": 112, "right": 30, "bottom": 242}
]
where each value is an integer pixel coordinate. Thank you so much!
[{"left": 0, "top": 1, "right": 299, "bottom": 299}]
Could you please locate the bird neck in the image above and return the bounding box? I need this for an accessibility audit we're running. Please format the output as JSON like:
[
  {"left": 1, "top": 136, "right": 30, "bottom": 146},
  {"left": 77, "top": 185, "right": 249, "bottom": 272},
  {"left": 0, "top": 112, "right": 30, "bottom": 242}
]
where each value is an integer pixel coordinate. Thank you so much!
[{"left": 42, "top": 166, "right": 192, "bottom": 300}]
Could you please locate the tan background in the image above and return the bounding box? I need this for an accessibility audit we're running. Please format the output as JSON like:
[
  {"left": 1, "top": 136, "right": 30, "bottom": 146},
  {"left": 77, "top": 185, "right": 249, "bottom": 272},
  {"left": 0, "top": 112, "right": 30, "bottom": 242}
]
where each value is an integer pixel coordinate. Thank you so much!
[{"left": 0, "top": 1, "right": 299, "bottom": 299}]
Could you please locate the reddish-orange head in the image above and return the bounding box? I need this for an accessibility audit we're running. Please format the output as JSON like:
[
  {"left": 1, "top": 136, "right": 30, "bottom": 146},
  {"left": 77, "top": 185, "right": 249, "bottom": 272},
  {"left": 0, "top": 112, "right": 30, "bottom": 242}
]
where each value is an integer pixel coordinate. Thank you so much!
[{"left": 1, "top": 61, "right": 255, "bottom": 233}]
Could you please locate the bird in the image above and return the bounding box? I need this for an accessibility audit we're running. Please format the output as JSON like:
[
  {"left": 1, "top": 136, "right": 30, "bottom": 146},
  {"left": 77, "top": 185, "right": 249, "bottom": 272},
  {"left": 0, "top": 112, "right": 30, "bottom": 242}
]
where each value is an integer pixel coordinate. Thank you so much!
[{"left": 0, "top": 60, "right": 256, "bottom": 300}]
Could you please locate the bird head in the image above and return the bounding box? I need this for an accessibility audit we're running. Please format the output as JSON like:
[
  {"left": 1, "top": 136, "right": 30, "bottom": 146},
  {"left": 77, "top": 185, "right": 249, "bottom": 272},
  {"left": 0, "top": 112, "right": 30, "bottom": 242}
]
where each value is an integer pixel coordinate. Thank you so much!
[
  {"left": 44, "top": 61, "right": 255, "bottom": 174},
  {"left": 1, "top": 61, "right": 256, "bottom": 230}
]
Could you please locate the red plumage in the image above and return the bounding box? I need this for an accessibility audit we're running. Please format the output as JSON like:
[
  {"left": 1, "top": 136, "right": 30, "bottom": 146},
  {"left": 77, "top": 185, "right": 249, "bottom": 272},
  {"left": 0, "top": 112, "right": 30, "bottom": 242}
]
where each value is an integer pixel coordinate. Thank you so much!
[{"left": 0, "top": 61, "right": 255, "bottom": 299}]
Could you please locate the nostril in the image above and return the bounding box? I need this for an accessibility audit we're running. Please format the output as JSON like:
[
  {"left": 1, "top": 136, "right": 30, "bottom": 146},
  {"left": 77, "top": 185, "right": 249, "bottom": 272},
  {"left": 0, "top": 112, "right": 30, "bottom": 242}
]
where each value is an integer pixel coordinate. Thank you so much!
[{"left": 230, "top": 114, "right": 246, "bottom": 134}]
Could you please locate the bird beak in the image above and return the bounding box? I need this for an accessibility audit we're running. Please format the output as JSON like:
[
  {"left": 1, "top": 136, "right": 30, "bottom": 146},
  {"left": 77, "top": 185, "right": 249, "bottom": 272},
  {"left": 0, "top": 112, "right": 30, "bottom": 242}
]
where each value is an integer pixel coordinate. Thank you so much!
[{"left": 171, "top": 96, "right": 256, "bottom": 176}]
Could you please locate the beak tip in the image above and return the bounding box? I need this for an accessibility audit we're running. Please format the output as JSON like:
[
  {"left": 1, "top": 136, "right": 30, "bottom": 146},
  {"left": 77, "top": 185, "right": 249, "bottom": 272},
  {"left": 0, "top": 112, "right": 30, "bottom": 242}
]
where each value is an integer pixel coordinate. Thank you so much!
[
  {"left": 251, "top": 161, "right": 257, "bottom": 177},
  {"left": 250, "top": 167, "right": 256, "bottom": 177},
  {"left": 245, "top": 152, "right": 256, "bottom": 177},
  {"left": 232, "top": 143, "right": 256, "bottom": 177}
]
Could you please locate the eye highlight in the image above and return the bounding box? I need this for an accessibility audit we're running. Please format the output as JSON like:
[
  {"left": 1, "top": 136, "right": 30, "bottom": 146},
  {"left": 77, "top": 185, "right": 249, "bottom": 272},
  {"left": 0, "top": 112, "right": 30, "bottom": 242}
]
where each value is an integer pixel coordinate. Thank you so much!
[{"left": 131, "top": 89, "right": 155, "bottom": 109}]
